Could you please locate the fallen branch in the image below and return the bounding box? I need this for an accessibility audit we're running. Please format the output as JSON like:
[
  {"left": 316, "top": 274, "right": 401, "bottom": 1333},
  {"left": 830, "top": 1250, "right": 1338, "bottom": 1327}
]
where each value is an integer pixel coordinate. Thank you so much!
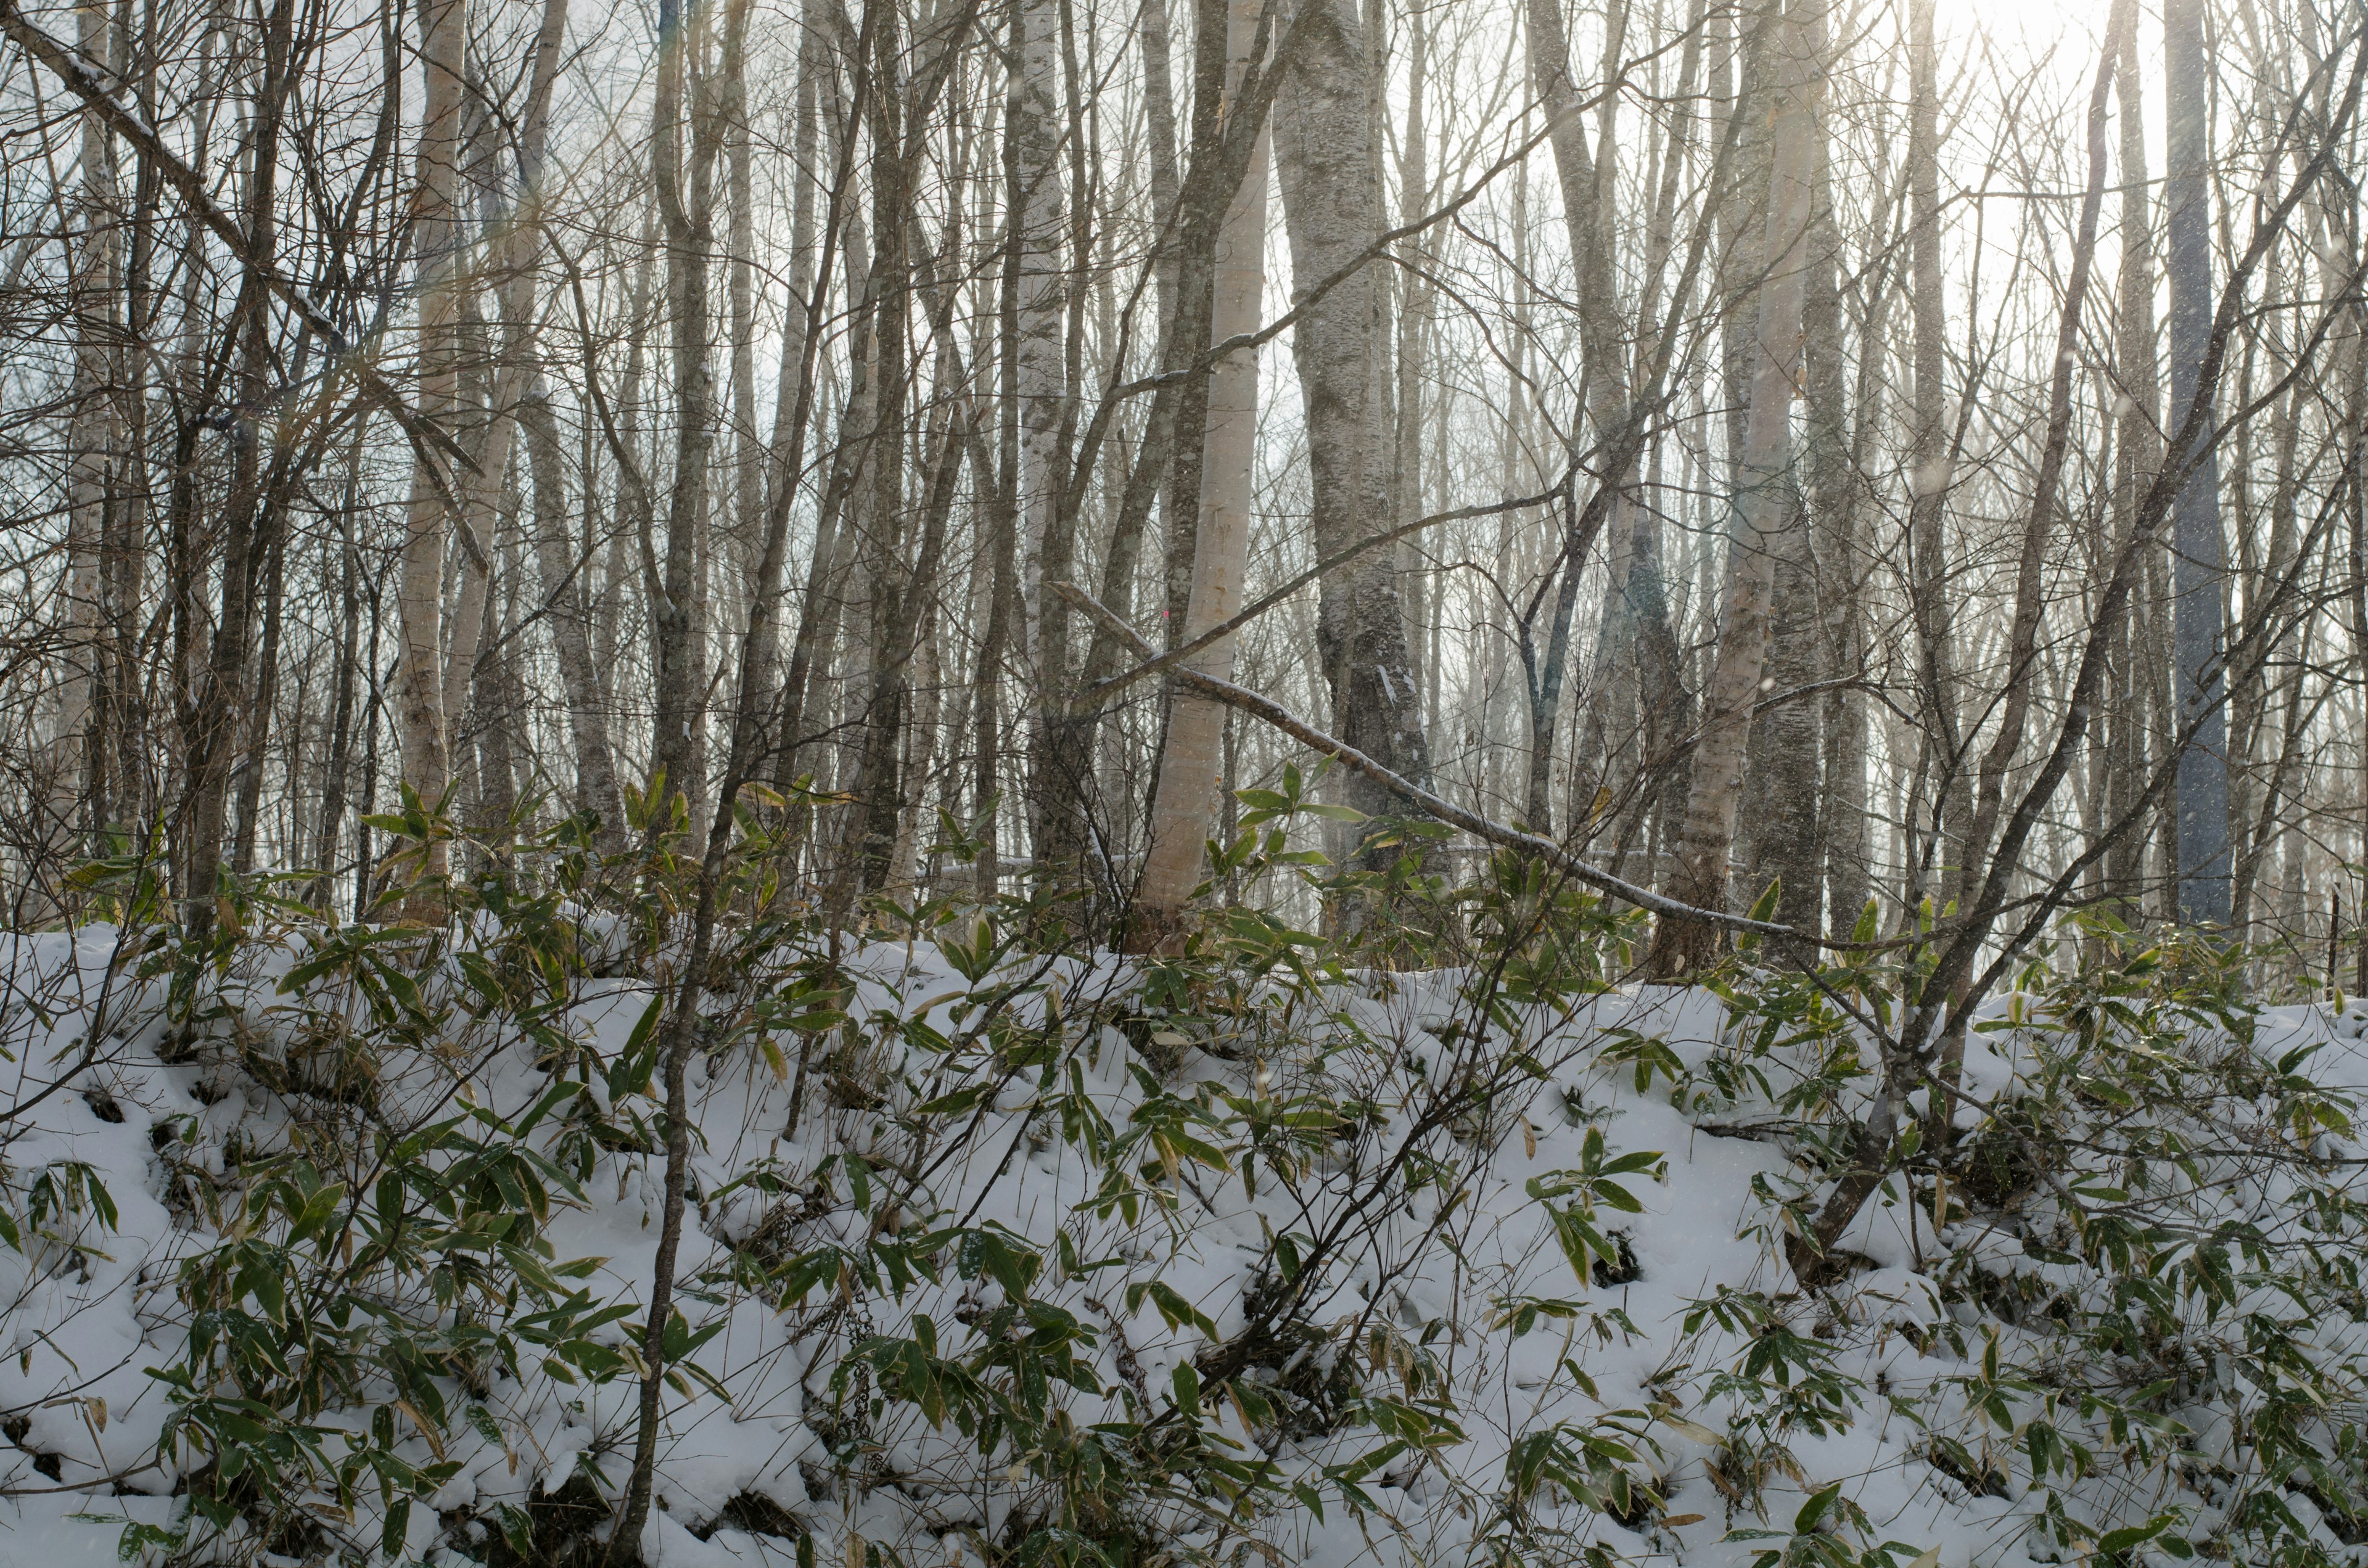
[{"left": 1051, "top": 581, "right": 1819, "bottom": 943}]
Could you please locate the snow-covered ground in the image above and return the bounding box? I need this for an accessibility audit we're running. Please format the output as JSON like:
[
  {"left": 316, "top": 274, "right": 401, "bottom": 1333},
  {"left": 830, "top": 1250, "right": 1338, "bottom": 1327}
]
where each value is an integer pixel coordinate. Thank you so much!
[{"left": 2, "top": 921, "right": 2363, "bottom": 1567}]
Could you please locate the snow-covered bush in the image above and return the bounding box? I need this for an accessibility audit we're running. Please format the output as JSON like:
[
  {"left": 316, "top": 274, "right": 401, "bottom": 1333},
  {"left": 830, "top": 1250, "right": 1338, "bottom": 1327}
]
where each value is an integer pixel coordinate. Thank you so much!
[{"left": 3, "top": 797, "right": 2367, "bottom": 1568}]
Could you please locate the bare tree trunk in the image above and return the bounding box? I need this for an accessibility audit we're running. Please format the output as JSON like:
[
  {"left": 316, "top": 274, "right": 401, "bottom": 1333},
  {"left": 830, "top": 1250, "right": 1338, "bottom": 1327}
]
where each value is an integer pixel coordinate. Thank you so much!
[
  {"left": 1648, "top": 0, "right": 1820, "bottom": 975},
  {"left": 184, "top": 0, "right": 294, "bottom": 934},
  {"left": 1741, "top": 10, "right": 1846, "bottom": 936},
  {"left": 2166, "top": 0, "right": 2232, "bottom": 923},
  {"left": 1393, "top": 9, "right": 1433, "bottom": 768},
  {"left": 649, "top": 0, "right": 723, "bottom": 826},
  {"left": 43, "top": 0, "right": 117, "bottom": 900},
  {"left": 313, "top": 464, "right": 364, "bottom": 911},
  {"left": 440, "top": 0, "right": 570, "bottom": 747},
  {"left": 229, "top": 520, "right": 287, "bottom": 872},
  {"left": 725, "top": 0, "right": 759, "bottom": 581},
  {"left": 394, "top": 0, "right": 467, "bottom": 911},
  {"left": 1902, "top": 0, "right": 1968, "bottom": 924},
  {"left": 776, "top": 65, "right": 873, "bottom": 796},
  {"left": 524, "top": 384, "right": 625, "bottom": 842},
  {"left": 1624, "top": 0, "right": 1708, "bottom": 864},
  {"left": 1741, "top": 525, "right": 1824, "bottom": 928},
  {"left": 1815, "top": 108, "right": 1878, "bottom": 930},
  {"left": 849, "top": 2, "right": 919, "bottom": 897},
  {"left": 2102, "top": 16, "right": 2158, "bottom": 913},
  {"left": 743, "top": 0, "right": 821, "bottom": 784},
  {"left": 1130, "top": 0, "right": 1269, "bottom": 949},
  {"left": 1275, "top": 0, "right": 1428, "bottom": 872},
  {"left": 1011, "top": 0, "right": 1067, "bottom": 857},
  {"left": 1526, "top": 0, "right": 1638, "bottom": 840}
]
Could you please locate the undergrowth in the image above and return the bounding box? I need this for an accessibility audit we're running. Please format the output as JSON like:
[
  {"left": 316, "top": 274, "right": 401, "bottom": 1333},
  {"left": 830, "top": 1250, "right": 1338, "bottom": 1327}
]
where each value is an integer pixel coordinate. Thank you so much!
[{"left": 0, "top": 784, "right": 2362, "bottom": 1567}]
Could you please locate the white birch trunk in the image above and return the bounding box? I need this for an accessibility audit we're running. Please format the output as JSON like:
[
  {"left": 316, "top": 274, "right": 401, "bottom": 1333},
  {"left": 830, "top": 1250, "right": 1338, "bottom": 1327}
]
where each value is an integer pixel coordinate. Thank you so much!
[
  {"left": 1012, "top": 0, "right": 1066, "bottom": 787},
  {"left": 395, "top": 0, "right": 468, "bottom": 905},
  {"left": 1130, "top": 0, "right": 1271, "bottom": 946}
]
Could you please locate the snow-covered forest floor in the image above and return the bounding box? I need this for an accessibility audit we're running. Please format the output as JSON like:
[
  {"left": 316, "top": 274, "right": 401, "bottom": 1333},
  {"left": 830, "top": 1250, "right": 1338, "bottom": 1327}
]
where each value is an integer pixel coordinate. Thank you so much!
[{"left": 4, "top": 854, "right": 2367, "bottom": 1568}]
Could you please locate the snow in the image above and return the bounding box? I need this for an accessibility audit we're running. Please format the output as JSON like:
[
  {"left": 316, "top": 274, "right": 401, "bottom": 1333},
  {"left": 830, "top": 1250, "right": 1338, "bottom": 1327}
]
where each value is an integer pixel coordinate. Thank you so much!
[{"left": 1, "top": 921, "right": 2364, "bottom": 1566}]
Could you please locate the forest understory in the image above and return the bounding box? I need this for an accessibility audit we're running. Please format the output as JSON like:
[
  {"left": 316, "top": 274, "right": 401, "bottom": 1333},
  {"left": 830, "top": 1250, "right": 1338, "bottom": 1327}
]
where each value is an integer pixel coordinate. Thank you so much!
[{"left": 8, "top": 828, "right": 2368, "bottom": 1568}]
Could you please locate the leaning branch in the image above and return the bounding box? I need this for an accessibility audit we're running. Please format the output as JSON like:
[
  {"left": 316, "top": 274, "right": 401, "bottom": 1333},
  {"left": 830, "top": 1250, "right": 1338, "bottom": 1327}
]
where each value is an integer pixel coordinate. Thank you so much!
[
  {"left": 1051, "top": 582, "right": 1815, "bottom": 943},
  {"left": 1072, "top": 475, "right": 1573, "bottom": 711}
]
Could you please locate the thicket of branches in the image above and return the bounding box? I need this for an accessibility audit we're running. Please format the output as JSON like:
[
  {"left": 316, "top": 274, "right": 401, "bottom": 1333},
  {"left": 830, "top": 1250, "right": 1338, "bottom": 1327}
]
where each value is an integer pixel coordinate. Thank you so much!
[{"left": 2, "top": 0, "right": 2364, "bottom": 986}]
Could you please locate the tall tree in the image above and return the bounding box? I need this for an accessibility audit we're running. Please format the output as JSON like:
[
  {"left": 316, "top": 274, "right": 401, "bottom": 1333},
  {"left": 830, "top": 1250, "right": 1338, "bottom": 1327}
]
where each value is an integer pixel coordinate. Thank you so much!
[
  {"left": 1013, "top": 0, "right": 1072, "bottom": 869},
  {"left": 648, "top": 0, "right": 725, "bottom": 826},
  {"left": 1647, "top": 0, "right": 1823, "bottom": 974},
  {"left": 393, "top": 0, "right": 469, "bottom": 911},
  {"left": 1275, "top": 0, "right": 1429, "bottom": 869},
  {"left": 2103, "top": 9, "right": 2160, "bottom": 908},
  {"left": 1902, "top": 0, "right": 1968, "bottom": 922},
  {"left": 1130, "top": 0, "right": 1271, "bottom": 948},
  {"left": 2165, "top": 0, "right": 2232, "bottom": 923}
]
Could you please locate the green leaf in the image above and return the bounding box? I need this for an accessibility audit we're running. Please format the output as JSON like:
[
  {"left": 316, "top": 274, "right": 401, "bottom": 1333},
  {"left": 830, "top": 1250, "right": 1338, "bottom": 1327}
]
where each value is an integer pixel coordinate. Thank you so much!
[
  {"left": 1171, "top": 1361, "right": 1201, "bottom": 1415},
  {"left": 914, "top": 1085, "right": 990, "bottom": 1117},
  {"left": 1793, "top": 1483, "right": 1840, "bottom": 1536},
  {"left": 1747, "top": 879, "right": 1783, "bottom": 925},
  {"left": 609, "top": 993, "right": 666, "bottom": 1100},
  {"left": 381, "top": 1495, "right": 410, "bottom": 1559}
]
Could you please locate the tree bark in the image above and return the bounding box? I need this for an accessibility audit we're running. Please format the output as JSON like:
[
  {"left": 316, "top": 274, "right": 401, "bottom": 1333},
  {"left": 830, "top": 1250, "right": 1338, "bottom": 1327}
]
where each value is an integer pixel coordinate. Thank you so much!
[
  {"left": 1647, "top": 0, "right": 1820, "bottom": 975},
  {"left": 43, "top": 0, "right": 117, "bottom": 899},
  {"left": 440, "top": 0, "right": 571, "bottom": 750},
  {"left": 1526, "top": 0, "right": 1643, "bottom": 841},
  {"left": 524, "top": 384, "right": 627, "bottom": 843},
  {"left": 2166, "top": 0, "right": 2232, "bottom": 923},
  {"left": 1011, "top": 0, "right": 1072, "bottom": 870},
  {"left": 1902, "top": 0, "right": 1968, "bottom": 924},
  {"left": 393, "top": 0, "right": 467, "bottom": 911},
  {"left": 646, "top": 0, "right": 723, "bottom": 832},
  {"left": 184, "top": 0, "right": 295, "bottom": 934},
  {"left": 1274, "top": 0, "right": 1429, "bottom": 872},
  {"left": 1129, "top": 0, "right": 1270, "bottom": 950}
]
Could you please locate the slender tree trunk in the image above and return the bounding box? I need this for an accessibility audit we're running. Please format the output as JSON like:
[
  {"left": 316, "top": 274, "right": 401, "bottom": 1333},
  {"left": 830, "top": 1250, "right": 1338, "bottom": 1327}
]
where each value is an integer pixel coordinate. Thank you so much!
[
  {"left": 775, "top": 82, "right": 874, "bottom": 795},
  {"left": 438, "top": 0, "right": 569, "bottom": 749},
  {"left": 1902, "top": 0, "right": 1968, "bottom": 924},
  {"left": 1526, "top": 0, "right": 1636, "bottom": 840},
  {"left": 725, "top": 0, "right": 759, "bottom": 580},
  {"left": 746, "top": 1, "right": 821, "bottom": 782},
  {"left": 1648, "top": 0, "right": 1820, "bottom": 974},
  {"left": 1393, "top": 10, "right": 1433, "bottom": 770},
  {"left": 314, "top": 483, "right": 364, "bottom": 911},
  {"left": 524, "top": 384, "right": 627, "bottom": 842},
  {"left": 2166, "top": 0, "right": 2232, "bottom": 923},
  {"left": 1011, "top": 0, "right": 1076, "bottom": 876},
  {"left": 229, "top": 520, "right": 287, "bottom": 873},
  {"left": 2103, "top": 12, "right": 2158, "bottom": 909},
  {"left": 849, "top": 1, "right": 918, "bottom": 898},
  {"left": 1815, "top": 110, "right": 1878, "bottom": 930},
  {"left": 185, "top": 0, "right": 294, "bottom": 935},
  {"left": 44, "top": 0, "right": 117, "bottom": 899},
  {"left": 649, "top": 0, "right": 723, "bottom": 826},
  {"left": 1741, "top": 4, "right": 1846, "bottom": 936},
  {"left": 1130, "top": 0, "right": 1270, "bottom": 949},
  {"left": 394, "top": 0, "right": 467, "bottom": 911}
]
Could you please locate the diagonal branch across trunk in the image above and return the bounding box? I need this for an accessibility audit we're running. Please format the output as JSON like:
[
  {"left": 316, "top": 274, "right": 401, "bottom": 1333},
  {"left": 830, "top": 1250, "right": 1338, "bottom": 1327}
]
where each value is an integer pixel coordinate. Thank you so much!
[{"left": 1052, "top": 581, "right": 1814, "bottom": 942}]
